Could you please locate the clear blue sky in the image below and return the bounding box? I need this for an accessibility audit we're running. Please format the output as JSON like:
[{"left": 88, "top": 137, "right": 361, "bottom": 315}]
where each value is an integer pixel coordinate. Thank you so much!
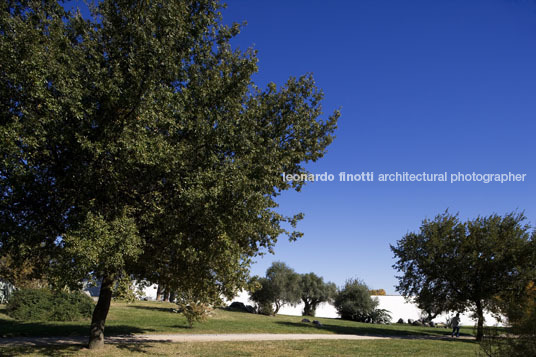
[
  {"left": 221, "top": 0, "right": 536, "bottom": 293},
  {"left": 65, "top": 0, "right": 536, "bottom": 294}
]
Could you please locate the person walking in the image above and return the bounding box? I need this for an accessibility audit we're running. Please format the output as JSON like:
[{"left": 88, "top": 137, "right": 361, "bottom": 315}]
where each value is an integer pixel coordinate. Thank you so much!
[{"left": 451, "top": 313, "right": 461, "bottom": 338}]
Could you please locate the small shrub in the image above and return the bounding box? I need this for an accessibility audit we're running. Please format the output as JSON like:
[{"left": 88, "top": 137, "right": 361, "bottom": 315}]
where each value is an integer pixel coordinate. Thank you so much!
[
  {"left": 176, "top": 301, "right": 213, "bottom": 327},
  {"left": 368, "top": 308, "right": 392, "bottom": 324},
  {"left": 7, "top": 288, "right": 94, "bottom": 321},
  {"left": 175, "top": 290, "right": 214, "bottom": 327},
  {"left": 256, "top": 301, "right": 274, "bottom": 316}
]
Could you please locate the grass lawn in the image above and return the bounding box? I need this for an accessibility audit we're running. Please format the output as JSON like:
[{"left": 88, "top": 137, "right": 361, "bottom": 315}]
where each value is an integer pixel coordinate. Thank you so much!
[
  {"left": 1, "top": 339, "right": 481, "bottom": 356},
  {"left": 0, "top": 301, "right": 485, "bottom": 356},
  {"left": 0, "top": 301, "right": 475, "bottom": 338}
]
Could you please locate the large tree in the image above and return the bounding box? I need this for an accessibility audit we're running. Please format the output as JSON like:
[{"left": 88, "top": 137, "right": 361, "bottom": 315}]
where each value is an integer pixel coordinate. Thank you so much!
[
  {"left": 0, "top": 0, "right": 338, "bottom": 349},
  {"left": 391, "top": 212, "right": 534, "bottom": 341},
  {"left": 299, "top": 272, "right": 336, "bottom": 317}
]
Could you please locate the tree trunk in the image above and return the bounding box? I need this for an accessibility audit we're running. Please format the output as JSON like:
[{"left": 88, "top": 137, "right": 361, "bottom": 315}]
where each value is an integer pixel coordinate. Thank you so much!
[
  {"left": 156, "top": 284, "right": 162, "bottom": 301},
  {"left": 169, "top": 290, "right": 176, "bottom": 303},
  {"left": 310, "top": 306, "right": 317, "bottom": 317},
  {"left": 310, "top": 299, "right": 318, "bottom": 317},
  {"left": 302, "top": 300, "right": 316, "bottom": 317},
  {"left": 274, "top": 301, "right": 281, "bottom": 314},
  {"left": 303, "top": 301, "right": 312, "bottom": 316},
  {"left": 425, "top": 310, "right": 438, "bottom": 322},
  {"left": 163, "top": 289, "right": 170, "bottom": 302},
  {"left": 476, "top": 300, "right": 484, "bottom": 342},
  {"left": 88, "top": 275, "right": 114, "bottom": 350}
]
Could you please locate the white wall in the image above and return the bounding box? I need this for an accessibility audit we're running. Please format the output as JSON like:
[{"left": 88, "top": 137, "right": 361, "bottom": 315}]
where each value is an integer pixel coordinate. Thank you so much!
[
  {"left": 374, "top": 295, "right": 503, "bottom": 326},
  {"left": 84, "top": 281, "right": 159, "bottom": 300},
  {"left": 141, "top": 284, "right": 159, "bottom": 300},
  {"left": 228, "top": 290, "right": 504, "bottom": 326}
]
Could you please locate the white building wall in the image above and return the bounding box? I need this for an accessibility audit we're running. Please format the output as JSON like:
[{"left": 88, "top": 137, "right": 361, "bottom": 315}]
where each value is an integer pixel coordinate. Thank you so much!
[
  {"left": 228, "top": 290, "right": 503, "bottom": 326},
  {"left": 141, "top": 284, "right": 159, "bottom": 300}
]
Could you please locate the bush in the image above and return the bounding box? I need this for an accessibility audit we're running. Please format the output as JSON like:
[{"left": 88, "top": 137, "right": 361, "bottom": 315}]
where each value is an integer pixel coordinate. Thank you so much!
[
  {"left": 177, "top": 301, "right": 212, "bottom": 327},
  {"left": 334, "top": 278, "right": 378, "bottom": 322},
  {"left": 175, "top": 289, "right": 214, "bottom": 327},
  {"left": 256, "top": 301, "right": 275, "bottom": 316},
  {"left": 368, "top": 308, "right": 392, "bottom": 324},
  {"left": 6, "top": 288, "right": 94, "bottom": 321}
]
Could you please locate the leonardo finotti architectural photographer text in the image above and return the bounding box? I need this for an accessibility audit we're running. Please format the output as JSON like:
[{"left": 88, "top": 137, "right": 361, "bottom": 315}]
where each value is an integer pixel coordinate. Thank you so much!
[{"left": 282, "top": 172, "right": 527, "bottom": 184}]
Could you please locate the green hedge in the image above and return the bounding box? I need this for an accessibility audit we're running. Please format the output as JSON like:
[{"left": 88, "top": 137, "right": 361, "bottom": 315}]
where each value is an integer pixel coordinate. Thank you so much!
[{"left": 6, "top": 288, "right": 94, "bottom": 321}]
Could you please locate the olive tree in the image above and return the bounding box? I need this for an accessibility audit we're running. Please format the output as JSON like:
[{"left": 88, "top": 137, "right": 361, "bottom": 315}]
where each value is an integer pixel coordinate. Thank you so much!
[
  {"left": 299, "top": 272, "right": 336, "bottom": 317},
  {"left": 249, "top": 262, "right": 301, "bottom": 315}
]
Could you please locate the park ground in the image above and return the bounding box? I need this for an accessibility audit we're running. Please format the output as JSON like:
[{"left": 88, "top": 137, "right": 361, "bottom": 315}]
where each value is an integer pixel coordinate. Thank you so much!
[{"left": 0, "top": 301, "right": 482, "bottom": 356}]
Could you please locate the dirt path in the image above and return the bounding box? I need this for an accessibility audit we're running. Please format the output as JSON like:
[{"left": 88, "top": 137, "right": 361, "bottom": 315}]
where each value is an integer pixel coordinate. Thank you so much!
[{"left": 0, "top": 333, "right": 474, "bottom": 346}]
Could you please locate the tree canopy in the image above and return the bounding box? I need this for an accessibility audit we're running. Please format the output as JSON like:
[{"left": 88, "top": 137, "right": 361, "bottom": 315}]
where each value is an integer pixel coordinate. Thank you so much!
[
  {"left": 391, "top": 212, "right": 534, "bottom": 341},
  {"left": 0, "top": 0, "right": 338, "bottom": 348},
  {"left": 249, "top": 262, "right": 301, "bottom": 315},
  {"left": 299, "top": 272, "right": 336, "bottom": 317},
  {"left": 368, "top": 289, "right": 386, "bottom": 296}
]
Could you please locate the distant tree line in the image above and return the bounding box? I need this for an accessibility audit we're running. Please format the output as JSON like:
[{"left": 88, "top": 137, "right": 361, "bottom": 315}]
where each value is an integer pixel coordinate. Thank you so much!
[{"left": 248, "top": 262, "right": 391, "bottom": 323}]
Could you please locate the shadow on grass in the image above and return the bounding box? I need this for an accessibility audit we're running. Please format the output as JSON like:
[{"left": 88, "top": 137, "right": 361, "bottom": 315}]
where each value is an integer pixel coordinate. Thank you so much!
[
  {"left": 0, "top": 344, "right": 83, "bottom": 357},
  {"left": 0, "top": 342, "right": 175, "bottom": 356},
  {"left": 0, "top": 317, "right": 155, "bottom": 337},
  {"left": 127, "top": 305, "right": 175, "bottom": 313},
  {"left": 165, "top": 324, "right": 194, "bottom": 329},
  {"left": 115, "top": 342, "right": 159, "bottom": 354},
  {"left": 275, "top": 321, "right": 474, "bottom": 340}
]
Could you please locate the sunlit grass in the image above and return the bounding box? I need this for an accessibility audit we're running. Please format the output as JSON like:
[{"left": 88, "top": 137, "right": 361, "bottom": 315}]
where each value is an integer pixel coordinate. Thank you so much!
[{"left": 1, "top": 301, "right": 475, "bottom": 338}]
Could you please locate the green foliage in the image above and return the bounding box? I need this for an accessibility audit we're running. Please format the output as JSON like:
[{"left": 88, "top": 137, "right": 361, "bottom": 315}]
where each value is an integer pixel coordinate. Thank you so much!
[
  {"left": 256, "top": 301, "right": 275, "bottom": 316},
  {"left": 175, "top": 290, "right": 214, "bottom": 327},
  {"left": 334, "top": 279, "right": 378, "bottom": 322},
  {"left": 62, "top": 211, "right": 142, "bottom": 284},
  {"left": 503, "top": 298, "right": 536, "bottom": 356},
  {"left": 368, "top": 308, "right": 392, "bottom": 324},
  {"left": 0, "top": 0, "right": 337, "bottom": 308},
  {"left": 249, "top": 262, "right": 301, "bottom": 315},
  {"left": 391, "top": 211, "right": 534, "bottom": 341},
  {"left": 112, "top": 276, "right": 137, "bottom": 303},
  {"left": 7, "top": 288, "right": 94, "bottom": 321},
  {"left": 480, "top": 278, "right": 536, "bottom": 357},
  {"left": 414, "top": 286, "right": 450, "bottom": 322},
  {"left": 249, "top": 277, "right": 276, "bottom": 314},
  {"left": 177, "top": 302, "right": 213, "bottom": 327},
  {"left": 299, "top": 272, "right": 336, "bottom": 316},
  {"left": 0, "top": 254, "right": 47, "bottom": 289},
  {"left": 0, "top": 0, "right": 337, "bottom": 345}
]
